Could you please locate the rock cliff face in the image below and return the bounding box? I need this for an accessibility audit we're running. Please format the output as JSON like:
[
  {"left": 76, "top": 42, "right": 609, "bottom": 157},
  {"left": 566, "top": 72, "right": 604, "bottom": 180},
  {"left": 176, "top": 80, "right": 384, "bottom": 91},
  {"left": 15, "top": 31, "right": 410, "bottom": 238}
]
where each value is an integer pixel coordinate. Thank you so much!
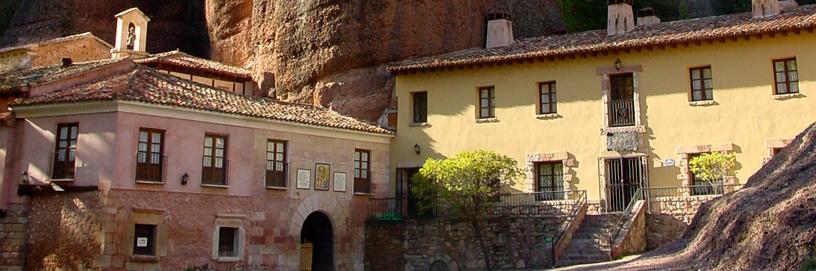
[
  {"left": 0, "top": 0, "right": 210, "bottom": 57},
  {"left": 2, "top": 0, "right": 565, "bottom": 121},
  {"left": 206, "top": 0, "right": 565, "bottom": 121}
]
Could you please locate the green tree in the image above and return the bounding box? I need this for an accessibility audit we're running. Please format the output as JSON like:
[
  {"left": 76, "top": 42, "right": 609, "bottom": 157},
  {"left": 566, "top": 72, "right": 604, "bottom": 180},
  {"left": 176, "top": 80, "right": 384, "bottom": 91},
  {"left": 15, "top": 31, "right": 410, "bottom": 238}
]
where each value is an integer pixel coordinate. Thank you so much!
[
  {"left": 689, "top": 152, "right": 737, "bottom": 186},
  {"left": 413, "top": 150, "right": 524, "bottom": 271}
]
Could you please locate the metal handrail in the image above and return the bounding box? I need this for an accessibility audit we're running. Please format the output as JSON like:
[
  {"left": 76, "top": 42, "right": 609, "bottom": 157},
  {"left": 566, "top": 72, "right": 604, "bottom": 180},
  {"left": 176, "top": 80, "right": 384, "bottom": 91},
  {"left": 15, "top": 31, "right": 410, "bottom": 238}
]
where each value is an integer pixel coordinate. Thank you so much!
[
  {"left": 610, "top": 187, "right": 643, "bottom": 243},
  {"left": 554, "top": 190, "right": 587, "bottom": 243},
  {"left": 368, "top": 190, "right": 585, "bottom": 221}
]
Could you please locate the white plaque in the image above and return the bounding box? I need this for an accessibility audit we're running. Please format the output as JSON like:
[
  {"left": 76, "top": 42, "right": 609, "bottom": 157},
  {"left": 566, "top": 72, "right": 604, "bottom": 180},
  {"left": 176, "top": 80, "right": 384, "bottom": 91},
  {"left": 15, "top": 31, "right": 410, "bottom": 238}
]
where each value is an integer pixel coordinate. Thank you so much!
[
  {"left": 664, "top": 158, "right": 676, "bottom": 167},
  {"left": 296, "top": 169, "right": 311, "bottom": 190},
  {"left": 333, "top": 172, "right": 347, "bottom": 192},
  {"left": 136, "top": 237, "right": 148, "bottom": 247}
]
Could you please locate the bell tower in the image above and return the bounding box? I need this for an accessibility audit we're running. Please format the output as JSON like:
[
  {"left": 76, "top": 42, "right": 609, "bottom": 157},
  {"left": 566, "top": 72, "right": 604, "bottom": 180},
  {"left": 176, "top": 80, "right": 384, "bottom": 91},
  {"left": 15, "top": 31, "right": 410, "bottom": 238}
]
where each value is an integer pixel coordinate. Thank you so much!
[{"left": 111, "top": 7, "right": 150, "bottom": 59}]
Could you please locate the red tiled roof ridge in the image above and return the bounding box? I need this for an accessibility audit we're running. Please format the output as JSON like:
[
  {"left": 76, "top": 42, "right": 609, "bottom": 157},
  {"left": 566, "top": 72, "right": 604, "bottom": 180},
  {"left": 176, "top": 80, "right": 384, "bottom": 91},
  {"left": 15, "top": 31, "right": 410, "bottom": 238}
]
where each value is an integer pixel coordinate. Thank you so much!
[
  {"left": 387, "top": 4, "right": 816, "bottom": 73},
  {"left": 11, "top": 66, "right": 391, "bottom": 135},
  {"left": 0, "top": 32, "right": 113, "bottom": 54},
  {"left": 134, "top": 50, "right": 252, "bottom": 80}
]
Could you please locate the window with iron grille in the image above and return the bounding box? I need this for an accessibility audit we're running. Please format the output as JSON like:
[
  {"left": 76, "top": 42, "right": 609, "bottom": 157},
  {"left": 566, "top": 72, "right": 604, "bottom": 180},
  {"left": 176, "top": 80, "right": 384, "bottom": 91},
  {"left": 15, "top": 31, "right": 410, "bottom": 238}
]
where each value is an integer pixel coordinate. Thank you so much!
[
  {"left": 689, "top": 153, "right": 723, "bottom": 196},
  {"left": 478, "top": 86, "right": 495, "bottom": 119},
  {"left": 266, "top": 140, "right": 287, "bottom": 188},
  {"left": 535, "top": 162, "right": 564, "bottom": 201},
  {"left": 690, "top": 66, "right": 713, "bottom": 101},
  {"left": 774, "top": 58, "right": 799, "bottom": 95},
  {"left": 133, "top": 224, "right": 156, "bottom": 256},
  {"left": 136, "top": 128, "right": 164, "bottom": 182},
  {"left": 217, "top": 227, "right": 239, "bottom": 257},
  {"left": 412, "top": 91, "right": 428, "bottom": 123},
  {"left": 539, "top": 82, "right": 557, "bottom": 114},
  {"left": 202, "top": 134, "right": 228, "bottom": 185},
  {"left": 53, "top": 123, "right": 78, "bottom": 179},
  {"left": 354, "top": 149, "right": 371, "bottom": 193}
]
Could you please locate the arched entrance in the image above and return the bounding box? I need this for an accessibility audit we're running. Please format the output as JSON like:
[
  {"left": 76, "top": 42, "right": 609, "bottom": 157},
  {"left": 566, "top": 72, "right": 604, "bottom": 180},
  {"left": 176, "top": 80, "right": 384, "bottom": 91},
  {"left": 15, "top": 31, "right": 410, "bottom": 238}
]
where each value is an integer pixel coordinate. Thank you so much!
[{"left": 300, "top": 212, "right": 334, "bottom": 271}]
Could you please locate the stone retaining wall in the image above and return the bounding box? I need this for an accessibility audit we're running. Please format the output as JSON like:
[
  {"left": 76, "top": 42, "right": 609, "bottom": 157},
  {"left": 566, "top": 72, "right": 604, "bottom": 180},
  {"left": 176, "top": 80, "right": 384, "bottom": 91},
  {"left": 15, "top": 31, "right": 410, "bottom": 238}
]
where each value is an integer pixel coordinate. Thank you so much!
[
  {"left": 366, "top": 215, "right": 567, "bottom": 270},
  {"left": 0, "top": 203, "right": 29, "bottom": 271},
  {"left": 646, "top": 195, "right": 720, "bottom": 250}
]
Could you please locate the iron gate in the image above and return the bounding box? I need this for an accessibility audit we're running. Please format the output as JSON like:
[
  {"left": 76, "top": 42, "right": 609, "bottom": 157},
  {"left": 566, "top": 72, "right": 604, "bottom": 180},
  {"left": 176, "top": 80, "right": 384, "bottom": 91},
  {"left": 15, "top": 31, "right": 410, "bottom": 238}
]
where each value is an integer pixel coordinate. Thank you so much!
[{"left": 605, "top": 156, "right": 646, "bottom": 212}]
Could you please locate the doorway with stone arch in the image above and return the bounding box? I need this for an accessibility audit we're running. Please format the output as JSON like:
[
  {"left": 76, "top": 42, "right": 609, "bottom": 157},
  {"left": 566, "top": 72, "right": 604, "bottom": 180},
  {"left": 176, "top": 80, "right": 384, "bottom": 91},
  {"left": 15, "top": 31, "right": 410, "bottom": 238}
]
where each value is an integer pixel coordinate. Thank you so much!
[{"left": 300, "top": 211, "right": 334, "bottom": 271}]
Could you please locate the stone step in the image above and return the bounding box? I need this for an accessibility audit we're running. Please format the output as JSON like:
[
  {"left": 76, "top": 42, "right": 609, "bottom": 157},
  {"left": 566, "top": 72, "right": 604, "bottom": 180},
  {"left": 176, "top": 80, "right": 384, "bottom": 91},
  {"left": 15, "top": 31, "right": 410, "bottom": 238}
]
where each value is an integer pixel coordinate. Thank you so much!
[{"left": 566, "top": 238, "right": 611, "bottom": 247}]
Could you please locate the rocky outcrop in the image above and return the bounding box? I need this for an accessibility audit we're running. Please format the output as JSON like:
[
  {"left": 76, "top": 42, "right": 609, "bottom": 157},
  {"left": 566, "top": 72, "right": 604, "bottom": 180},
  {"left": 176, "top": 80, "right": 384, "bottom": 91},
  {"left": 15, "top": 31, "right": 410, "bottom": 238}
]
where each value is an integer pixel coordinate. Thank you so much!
[
  {"left": 2, "top": 0, "right": 565, "bottom": 121},
  {"left": 206, "top": 0, "right": 566, "bottom": 121},
  {"left": 0, "top": 1, "right": 210, "bottom": 62}
]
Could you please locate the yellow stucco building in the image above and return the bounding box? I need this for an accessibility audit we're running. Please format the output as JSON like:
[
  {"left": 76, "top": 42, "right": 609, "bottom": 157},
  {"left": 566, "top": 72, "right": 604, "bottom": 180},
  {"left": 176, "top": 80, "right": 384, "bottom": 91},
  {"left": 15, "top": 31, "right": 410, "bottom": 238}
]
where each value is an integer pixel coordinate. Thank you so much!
[{"left": 388, "top": 2, "right": 816, "bottom": 212}]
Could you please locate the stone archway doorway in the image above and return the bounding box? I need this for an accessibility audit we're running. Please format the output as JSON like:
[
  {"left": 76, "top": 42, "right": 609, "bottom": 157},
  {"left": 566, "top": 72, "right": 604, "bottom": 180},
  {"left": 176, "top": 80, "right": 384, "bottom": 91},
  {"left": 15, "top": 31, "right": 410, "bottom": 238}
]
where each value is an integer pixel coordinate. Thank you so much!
[{"left": 300, "top": 212, "right": 334, "bottom": 271}]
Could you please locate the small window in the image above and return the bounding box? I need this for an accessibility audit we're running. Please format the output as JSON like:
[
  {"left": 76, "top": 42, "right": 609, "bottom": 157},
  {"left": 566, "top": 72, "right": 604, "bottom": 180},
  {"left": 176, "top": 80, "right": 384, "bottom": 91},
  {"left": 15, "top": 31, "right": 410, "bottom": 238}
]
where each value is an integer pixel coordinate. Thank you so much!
[
  {"left": 217, "top": 227, "right": 239, "bottom": 258},
  {"left": 535, "top": 162, "right": 565, "bottom": 201},
  {"left": 690, "top": 67, "right": 713, "bottom": 101},
  {"left": 53, "top": 123, "right": 79, "bottom": 179},
  {"left": 136, "top": 128, "right": 165, "bottom": 182},
  {"left": 539, "top": 82, "right": 557, "bottom": 114},
  {"left": 133, "top": 224, "right": 157, "bottom": 256},
  {"left": 354, "top": 149, "right": 371, "bottom": 193},
  {"left": 412, "top": 91, "right": 428, "bottom": 123},
  {"left": 266, "top": 140, "right": 287, "bottom": 188},
  {"left": 202, "top": 134, "right": 228, "bottom": 185},
  {"left": 773, "top": 58, "right": 799, "bottom": 95},
  {"left": 689, "top": 153, "right": 723, "bottom": 196},
  {"left": 478, "top": 86, "right": 495, "bottom": 119}
]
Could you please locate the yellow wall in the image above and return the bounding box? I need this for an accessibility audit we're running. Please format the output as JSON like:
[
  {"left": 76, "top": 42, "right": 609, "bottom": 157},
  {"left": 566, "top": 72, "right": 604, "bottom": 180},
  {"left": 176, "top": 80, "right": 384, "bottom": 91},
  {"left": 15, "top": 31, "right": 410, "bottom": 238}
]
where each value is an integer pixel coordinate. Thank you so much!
[{"left": 392, "top": 33, "right": 816, "bottom": 202}]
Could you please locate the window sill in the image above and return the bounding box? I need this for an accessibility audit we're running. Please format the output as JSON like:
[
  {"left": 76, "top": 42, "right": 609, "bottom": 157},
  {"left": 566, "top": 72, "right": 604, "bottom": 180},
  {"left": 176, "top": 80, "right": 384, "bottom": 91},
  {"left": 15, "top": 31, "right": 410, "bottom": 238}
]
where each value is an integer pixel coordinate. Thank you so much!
[
  {"left": 353, "top": 192, "right": 374, "bottom": 197},
  {"left": 535, "top": 113, "right": 561, "bottom": 120},
  {"left": 773, "top": 92, "right": 804, "bottom": 100},
  {"left": 129, "top": 255, "right": 158, "bottom": 263},
  {"left": 265, "top": 186, "right": 288, "bottom": 190},
  {"left": 136, "top": 180, "right": 165, "bottom": 185},
  {"left": 49, "top": 178, "right": 75, "bottom": 183},
  {"left": 201, "top": 184, "right": 229, "bottom": 188},
  {"left": 475, "top": 118, "right": 499, "bottom": 123},
  {"left": 409, "top": 122, "right": 431, "bottom": 127},
  {"left": 688, "top": 100, "right": 717, "bottom": 106},
  {"left": 213, "top": 256, "right": 240, "bottom": 263}
]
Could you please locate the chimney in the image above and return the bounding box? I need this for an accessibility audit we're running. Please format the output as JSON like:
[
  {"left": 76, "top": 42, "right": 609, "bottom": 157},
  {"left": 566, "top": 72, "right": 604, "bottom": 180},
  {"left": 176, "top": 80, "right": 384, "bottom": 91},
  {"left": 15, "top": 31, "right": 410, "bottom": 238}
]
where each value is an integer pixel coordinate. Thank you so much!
[
  {"left": 637, "top": 8, "right": 661, "bottom": 27},
  {"left": 61, "top": 58, "right": 73, "bottom": 67},
  {"left": 607, "top": 0, "right": 635, "bottom": 36},
  {"left": 485, "top": 13, "right": 514, "bottom": 48},
  {"left": 752, "top": 0, "right": 781, "bottom": 18},
  {"left": 111, "top": 7, "right": 151, "bottom": 59}
]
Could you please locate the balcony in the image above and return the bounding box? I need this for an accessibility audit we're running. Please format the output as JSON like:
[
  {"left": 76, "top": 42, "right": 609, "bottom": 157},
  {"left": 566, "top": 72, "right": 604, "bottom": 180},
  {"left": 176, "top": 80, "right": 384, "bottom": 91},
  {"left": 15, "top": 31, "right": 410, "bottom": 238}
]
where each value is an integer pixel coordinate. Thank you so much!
[{"left": 608, "top": 99, "right": 635, "bottom": 127}]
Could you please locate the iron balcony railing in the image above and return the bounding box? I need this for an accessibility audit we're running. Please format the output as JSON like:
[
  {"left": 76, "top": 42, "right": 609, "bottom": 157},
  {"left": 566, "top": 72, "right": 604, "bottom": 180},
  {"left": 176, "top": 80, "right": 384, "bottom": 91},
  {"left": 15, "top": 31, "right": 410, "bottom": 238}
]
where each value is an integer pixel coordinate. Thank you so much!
[
  {"left": 608, "top": 99, "right": 636, "bottom": 127},
  {"left": 202, "top": 158, "right": 230, "bottom": 186},
  {"left": 368, "top": 190, "right": 586, "bottom": 221},
  {"left": 135, "top": 154, "right": 168, "bottom": 183},
  {"left": 645, "top": 184, "right": 743, "bottom": 213},
  {"left": 265, "top": 162, "right": 289, "bottom": 188}
]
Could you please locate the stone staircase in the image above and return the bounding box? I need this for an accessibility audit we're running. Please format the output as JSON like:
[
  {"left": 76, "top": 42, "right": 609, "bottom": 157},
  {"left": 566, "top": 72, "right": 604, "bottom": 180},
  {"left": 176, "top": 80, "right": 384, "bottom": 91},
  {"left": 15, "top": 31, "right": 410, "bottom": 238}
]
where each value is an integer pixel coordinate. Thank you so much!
[{"left": 557, "top": 213, "right": 621, "bottom": 267}]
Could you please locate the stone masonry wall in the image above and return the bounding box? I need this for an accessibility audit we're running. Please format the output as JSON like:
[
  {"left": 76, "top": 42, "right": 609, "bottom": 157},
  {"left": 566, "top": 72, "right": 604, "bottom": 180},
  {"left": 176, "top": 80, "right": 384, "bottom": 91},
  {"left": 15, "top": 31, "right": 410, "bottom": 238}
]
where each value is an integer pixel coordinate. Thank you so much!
[
  {"left": 0, "top": 203, "right": 29, "bottom": 271},
  {"left": 366, "top": 216, "right": 567, "bottom": 270},
  {"left": 646, "top": 195, "right": 720, "bottom": 250},
  {"left": 25, "top": 191, "right": 103, "bottom": 270}
]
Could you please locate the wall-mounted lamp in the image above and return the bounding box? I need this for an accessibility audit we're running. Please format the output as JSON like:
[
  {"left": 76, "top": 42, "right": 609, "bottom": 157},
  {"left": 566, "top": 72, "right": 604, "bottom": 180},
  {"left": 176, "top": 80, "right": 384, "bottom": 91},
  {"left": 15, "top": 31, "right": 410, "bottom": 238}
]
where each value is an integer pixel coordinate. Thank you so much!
[
  {"left": 614, "top": 59, "right": 622, "bottom": 70},
  {"left": 181, "top": 172, "right": 189, "bottom": 186},
  {"left": 21, "top": 170, "right": 30, "bottom": 184},
  {"left": 413, "top": 144, "right": 421, "bottom": 155}
]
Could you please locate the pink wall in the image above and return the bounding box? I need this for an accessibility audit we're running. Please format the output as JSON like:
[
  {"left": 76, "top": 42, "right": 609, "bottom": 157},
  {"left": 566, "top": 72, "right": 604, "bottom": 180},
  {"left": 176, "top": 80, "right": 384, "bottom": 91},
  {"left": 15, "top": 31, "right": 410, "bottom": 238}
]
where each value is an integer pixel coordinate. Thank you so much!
[{"left": 15, "top": 113, "right": 118, "bottom": 190}]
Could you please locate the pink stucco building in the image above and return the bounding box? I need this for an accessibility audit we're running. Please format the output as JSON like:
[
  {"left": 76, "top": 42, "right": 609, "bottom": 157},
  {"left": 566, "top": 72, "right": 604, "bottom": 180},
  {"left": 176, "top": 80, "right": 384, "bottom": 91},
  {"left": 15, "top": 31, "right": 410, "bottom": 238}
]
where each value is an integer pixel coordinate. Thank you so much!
[{"left": 0, "top": 8, "right": 392, "bottom": 271}]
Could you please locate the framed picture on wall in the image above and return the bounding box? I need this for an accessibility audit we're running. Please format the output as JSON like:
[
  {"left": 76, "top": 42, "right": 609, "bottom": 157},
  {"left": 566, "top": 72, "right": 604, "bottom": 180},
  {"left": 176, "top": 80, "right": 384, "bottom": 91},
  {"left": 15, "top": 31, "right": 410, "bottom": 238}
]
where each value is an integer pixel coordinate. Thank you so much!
[
  {"left": 333, "top": 172, "right": 347, "bottom": 192},
  {"left": 314, "top": 164, "right": 331, "bottom": 191},
  {"left": 296, "top": 169, "right": 311, "bottom": 190}
]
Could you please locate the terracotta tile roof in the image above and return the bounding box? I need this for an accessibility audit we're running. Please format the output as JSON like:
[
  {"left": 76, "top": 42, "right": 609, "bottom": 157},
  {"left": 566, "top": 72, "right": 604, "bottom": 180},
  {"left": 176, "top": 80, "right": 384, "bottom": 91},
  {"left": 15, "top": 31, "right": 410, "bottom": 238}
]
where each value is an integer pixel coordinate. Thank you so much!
[
  {"left": 134, "top": 50, "right": 252, "bottom": 80},
  {"left": 0, "top": 32, "right": 113, "bottom": 55},
  {"left": 12, "top": 66, "right": 391, "bottom": 135},
  {"left": 0, "top": 58, "right": 123, "bottom": 92},
  {"left": 388, "top": 5, "right": 816, "bottom": 73}
]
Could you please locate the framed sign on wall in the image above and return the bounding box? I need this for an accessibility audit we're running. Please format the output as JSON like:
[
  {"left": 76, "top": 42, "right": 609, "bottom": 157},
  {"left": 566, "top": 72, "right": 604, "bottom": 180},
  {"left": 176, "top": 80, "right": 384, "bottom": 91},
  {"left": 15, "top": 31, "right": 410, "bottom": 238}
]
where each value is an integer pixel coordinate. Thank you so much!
[
  {"left": 296, "top": 169, "right": 311, "bottom": 190},
  {"left": 333, "top": 172, "right": 347, "bottom": 192},
  {"left": 314, "top": 164, "right": 331, "bottom": 191}
]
